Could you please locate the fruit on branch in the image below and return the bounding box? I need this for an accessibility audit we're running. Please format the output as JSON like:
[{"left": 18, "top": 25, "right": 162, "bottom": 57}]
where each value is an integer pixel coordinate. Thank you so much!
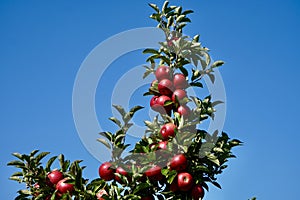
[
  {"left": 172, "top": 89, "right": 187, "bottom": 103},
  {"left": 155, "top": 65, "right": 172, "bottom": 81},
  {"left": 150, "top": 95, "right": 172, "bottom": 114},
  {"left": 47, "top": 170, "right": 64, "bottom": 185},
  {"left": 158, "top": 79, "right": 174, "bottom": 96},
  {"left": 173, "top": 73, "right": 188, "bottom": 89},
  {"left": 99, "top": 162, "right": 115, "bottom": 181},
  {"left": 192, "top": 184, "right": 205, "bottom": 200},
  {"left": 144, "top": 165, "right": 163, "bottom": 181},
  {"left": 160, "top": 123, "right": 177, "bottom": 140},
  {"left": 170, "top": 179, "right": 179, "bottom": 192},
  {"left": 177, "top": 172, "right": 193, "bottom": 192},
  {"left": 158, "top": 141, "right": 168, "bottom": 150},
  {"left": 177, "top": 105, "right": 191, "bottom": 118},
  {"left": 115, "top": 166, "right": 129, "bottom": 183},
  {"left": 56, "top": 178, "right": 74, "bottom": 194},
  {"left": 169, "top": 154, "right": 188, "bottom": 172}
]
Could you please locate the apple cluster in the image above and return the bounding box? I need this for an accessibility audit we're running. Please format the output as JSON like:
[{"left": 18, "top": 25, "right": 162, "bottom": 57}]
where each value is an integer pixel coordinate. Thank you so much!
[
  {"left": 150, "top": 65, "right": 191, "bottom": 119},
  {"left": 34, "top": 170, "right": 75, "bottom": 199}
]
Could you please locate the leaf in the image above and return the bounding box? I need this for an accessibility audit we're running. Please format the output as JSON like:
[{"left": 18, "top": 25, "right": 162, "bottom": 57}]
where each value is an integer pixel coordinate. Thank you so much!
[
  {"left": 112, "top": 105, "right": 126, "bottom": 118},
  {"left": 212, "top": 60, "right": 225, "bottom": 68},
  {"left": 182, "top": 10, "right": 194, "bottom": 15},
  {"left": 190, "top": 82, "right": 203, "bottom": 88},
  {"left": 30, "top": 150, "right": 39, "bottom": 157},
  {"left": 109, "top": 117, "right": 122, "bottom": 128},
  {"left": 162, "top": 1, "right": 169, "bottom": 13},
  {"left": 206, "top": 153, "right": 220, "bottom": 166},
  {"left": 7, "top": 160, "right": 25, "bottom": 167},
  {"left": 99, "top": 131, "right": 113, "bottom": 141},
  {"left": 12, "top": 152, "right": 23, "bottom": 160},
  {"left": 35, "top": 152, "right": 50, "bottom": 163},
  {"left": 143, "top": 70, "right": 152, "bottom": 79},
  {"left": 45, "top": 156, "right": 57, "bottom": 172},
  {"left": 148, "top": 3, "right": 160, "bottom": 13},
  {"left": 142, "top": 48, "right": 159, "bottom": 54},
  {"left": 179, "top": 66, "right": 188, "bottom": 77},
  {"left": 208, "top": 73, "right": 215, "bottom": 83},
  {"left": 97, "top": 138, "right": 111, "bottom": 150},
  {"left": 164, "top": 100, "right": 173, "bottom": 106},
  {"left": 212, "top": 181, "right": 222, "bottom": 189},
  {"left": 211, "top": 100, "right": 224, "bottom": 107},
  {"left": 133, "top": 182, "right": 151, "bottom": 194}
]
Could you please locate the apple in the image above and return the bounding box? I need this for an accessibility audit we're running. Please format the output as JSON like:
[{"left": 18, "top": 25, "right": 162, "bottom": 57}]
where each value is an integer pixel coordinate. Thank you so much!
[
  {"left": 158, "top": 79, "right": 174, "bottom": 96},
  {"left": 170, "top": 179, "right": 179, "bottom": 192},
  {"left": 160, "top": 123, "right": 177, "bottom": 140},
  {"left": 114, "top": 166, "right": 128, "bottom": 183},
  {"left": 47, "top": 170, "right": 64, "bottom": 185},
  {"left": 144, "top": 165, "right": 163, "bottom": 181},
  {"left": 158, "top": 141, "right": 168, "bottom": 150},
  {"left": 155, "top": 65, "right": 172, "bottom": 81},
  {"left": 96, "top": 189, "right": 108, "bottom": 200},
  {"left": 172, "top": 89, "right": 187, "bottom": 103},
  {"left": 177, "top": 105, "right": 191, "bottom": 118},
  {"left": 177, "top": 172, "right": 193, "bottom": 191},
  {"left": 170, "top": 154, "right": 187, "bottom": 171},
  {"left": 150, "top": 95, "right": 172, "bottom": 114},
  {"left": 192, "top": 184, "right": 205, "bottom": 199},
  {"left": 56, "top": 178, "right": 74, "bottom": 194},
  {"left": 99, "top": 162, "right": 115, "bottom": 181},
  {"left": 173, "top": 73, "right": 188, "bottom": 89}
]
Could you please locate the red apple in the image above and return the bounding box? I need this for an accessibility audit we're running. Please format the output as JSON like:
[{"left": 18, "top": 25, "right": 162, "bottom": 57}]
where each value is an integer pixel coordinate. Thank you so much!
[
  {"left": 144, "top": 165, "right": 163, "bottom": 181},
  {"left": 172, "top": 89, "right": 187, "bottom": 103},
  {"left": 150, "top": 95, "right": 172, "bottom": 114},
  {"left": 99, "top": 162, "right": 115, "bottom": 181},
  {"left": 158, "top": 141, "right": 168, "bottom": 150},
  {"left": 160, "top": 123, "right": 177, "bottom": 140},
  {"left": 114, "top": 167, "right": 128, "bottom": 183},
  {"left": 173, "top": 73, "right": 188, "bottom": 89},
  {"left": 177, "top": 172, "right": 193, "bottom": 191},
  {"left": 192, "top": 184, "right": 205, "bottom": 199},
  {"left": 177, "top": 105, "right": 191, "bottom": 118},
  {"left": 155, "top": 66, "right": 172, "bottom": 81},
  {"left": 56, "top": 178, "right": 74, "bottom": 194},
  {"left": 170, "top": 179, "right": 179, "bottom": 192},
  {"left": 47, "top": 170, "right": 64, "bottom": 185},
  {"left": 158, "top": 79, "right": 174, "bottom": 96},
  {"left": 170, "top": 154, "right": 187, "bottom": 172}
]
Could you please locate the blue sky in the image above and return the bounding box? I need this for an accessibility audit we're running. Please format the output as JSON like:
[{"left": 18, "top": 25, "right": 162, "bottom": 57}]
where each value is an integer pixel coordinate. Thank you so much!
[{"left": 1, "top": 0, "right": 300, "bottom": 199}]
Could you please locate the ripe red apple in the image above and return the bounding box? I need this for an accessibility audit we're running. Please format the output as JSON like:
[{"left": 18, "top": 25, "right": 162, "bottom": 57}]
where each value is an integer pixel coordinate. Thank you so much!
[
  {"left": 158, "top": 141, "right": 168, "bottom": 150},
  {"left": 150, "top": 95, "right": 172, "bottom": 114},
  {"left": 177, "top": 172, "right": 193, "bottom": 191},
  {"left": 47, "top": 170, "right": 64, "bottom": 185},
  {"left": 172, "top": 89, "right": 187, "bottom": 103},
  {"left": 192, "top": 184, "right": 205, "bottom": 199},
  {"left": 96, "top": 189, "right": 108, "bottom": 200},
  {"left": 144, "top": 165, "right": 163, "bottom": 181},
  {"left": 56, "top": 178, "right": 74, "bottom": 194},
  {"left": 170, "top": 154, "right": 188, "bottom": 172},
  {"left": 158, "top": 79, "right": 174, "bottom": 96},
  {"left": 173, "top": 73, "right": 188, "bottom": 89},
  {"left": 114, "top": 166, "right": 128, "bottom": 183},
  {"left": 99, "top": 162, "right": 115, "bottom": 181},
  {"left": 155, "top": 66, "right": 172, "bottom": 81},
  {"left": 160, "top": 123, "right": 177, "bottom": 140},
  {"left": 170, "top": 179, "right": 179, "bottom": 192},
  {"left": 177, "top": 105, "right": 191, "bottom": 118}
]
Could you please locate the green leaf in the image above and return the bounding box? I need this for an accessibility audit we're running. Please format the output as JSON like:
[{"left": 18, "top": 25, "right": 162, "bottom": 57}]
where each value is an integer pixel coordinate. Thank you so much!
[
  {"left": 12, "top": 152, "right": 23, "bottom": 160},
  {"left": 97, "top": 138, "right": 112, "bottom": 150},
  {"left": 179, "top": 66, "right": 188, "bottom": 77},
  {"left": 148, "top": 3, "right": 160, "bottom": 13},
  {"left": 212, "top": 181, "right": 222, "bottom": 189},
  {"left": 7, "top": 160, "right": 25, "bottom": 167},
  {"left": 162, "top": 1, "right": 169, "bottom": 13},
  {"left": 112, "top": 105, "right": 126, "bottom": 118},
  {"left": 35, "top": 152, "right": 50, "bottom": 163},
  {"left": 109, "top": 117, "right": 122, "bottom": 128},
  {"left": 212, "top": 60, "right": 225, "bottom": 68},
  {"left": 190, "top": 82, "right": 203, "bottom": 88},
  {"left": 99, "top": 131, "right": 113, "bottom": 141},
  {"left": 45, "top": 156, "right": 57, "bottom": 172},
  {"left": 164, "top": 100, "right": 173, "bottom": 106},
  {"left": 182, "top": 10, "right": 194, "bottom": 15},
  {"left": 143, "top": 48, "right": 159, "bottom": 54}
]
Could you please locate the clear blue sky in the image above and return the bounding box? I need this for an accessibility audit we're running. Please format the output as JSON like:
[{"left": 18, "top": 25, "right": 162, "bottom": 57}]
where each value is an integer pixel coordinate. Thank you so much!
[{"left": 1, "top": 0, "right": 300, "bottom": 199}]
